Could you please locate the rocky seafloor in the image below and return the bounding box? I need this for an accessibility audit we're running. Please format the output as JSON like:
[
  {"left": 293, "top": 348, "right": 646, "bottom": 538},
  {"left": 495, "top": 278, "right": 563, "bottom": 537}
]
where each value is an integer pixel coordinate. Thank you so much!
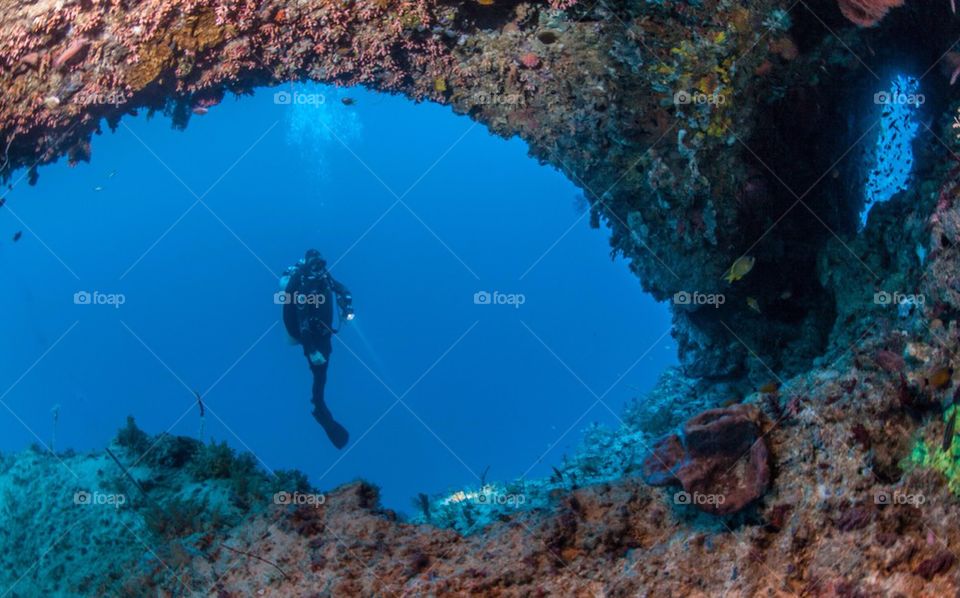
[{"left": 4, "top": 0, "right": 960, "bottom": 595}]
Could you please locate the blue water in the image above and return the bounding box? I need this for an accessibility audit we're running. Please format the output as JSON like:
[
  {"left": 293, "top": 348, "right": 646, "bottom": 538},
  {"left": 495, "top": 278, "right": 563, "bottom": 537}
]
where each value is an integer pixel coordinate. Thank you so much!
[
  {"left": 862, "top": 74, "right": 921, "bottom": 227},
  {"left": 0, "top": 85, "right": 674, "bottom": 511}
]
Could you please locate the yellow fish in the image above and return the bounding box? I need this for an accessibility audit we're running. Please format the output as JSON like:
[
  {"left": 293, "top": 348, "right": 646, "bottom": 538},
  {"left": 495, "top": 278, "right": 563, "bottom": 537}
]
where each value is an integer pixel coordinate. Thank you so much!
[
  {"left": 434, "top": 76, "right": 447, "bottom": 92},
  {"left": 747, "top": 297, "right": 761, "bottom": 313},
  {"left": 723, "top": 256, "right": 755, "bottom": 283},
  {"left": 926, "top": 366, "right": 954, "bottom": 391}
]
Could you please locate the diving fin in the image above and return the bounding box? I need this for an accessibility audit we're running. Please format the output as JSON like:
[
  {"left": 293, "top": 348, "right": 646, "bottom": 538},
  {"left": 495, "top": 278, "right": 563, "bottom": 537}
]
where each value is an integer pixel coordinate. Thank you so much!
[{"left": 313, "top": 407, "right": 349, "bottom": 449}]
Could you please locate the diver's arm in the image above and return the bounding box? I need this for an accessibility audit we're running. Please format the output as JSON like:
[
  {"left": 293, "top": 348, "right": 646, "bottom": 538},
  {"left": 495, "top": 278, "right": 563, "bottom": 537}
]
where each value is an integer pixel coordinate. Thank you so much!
[{"left": 329, "top": 276, "right": 354, "bottom": 321}]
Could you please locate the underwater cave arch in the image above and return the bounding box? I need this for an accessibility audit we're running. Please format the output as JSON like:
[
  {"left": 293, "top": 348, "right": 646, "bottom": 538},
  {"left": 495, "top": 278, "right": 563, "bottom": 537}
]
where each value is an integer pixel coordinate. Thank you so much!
[
  {"left": 0, "top": 81, "right": 678, "bottom": 515},
  {"left": 4, "top": 0, "right": 957, "bottom": 413},
  {"left": 0, "top": 0, "right": 845, "bottom": 391}
]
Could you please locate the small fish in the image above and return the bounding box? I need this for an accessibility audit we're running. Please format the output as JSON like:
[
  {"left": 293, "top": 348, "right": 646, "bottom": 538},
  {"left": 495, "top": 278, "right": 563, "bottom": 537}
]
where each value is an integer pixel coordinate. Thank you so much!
[
  {"left": 759, "top": 381, "right": 780, "bottom": 394},
  {"left": 192, "top": 106, "right": 208, "bottom": 116},
  {"left": 779, "top": 289, "right": 792, "bottom": 300},
  {"left": 12, "top": 231, "right": 21, "bottom": 242},
  {"left": 550, "top": 466, "right": 564, "bottom": 483},
  {"left": 478, "top": 0, "right": 494, "bottom": 5},
  {"left": 926, "top": 366, "right": 954, "bottom": 391},
  {"left": 943, "top": 408, "right": 957, "bottom": 452},
  {"left": 723, "top": 255, "right": 755, "bottom": 283},
  {"left": 94, "top": 186, "right": 103, "bottom": 192},
  {"left": 108, "top": 170, "right": 117, "bottom": 178},
  {"left": 434, "top": 76, "right": 447, "bottom": 93},
  {"left": 747, "top": 297, "right": 761, "bottom": 313},
  {"left": 341, "top": 97, "right": 355, "bottom": 106}
]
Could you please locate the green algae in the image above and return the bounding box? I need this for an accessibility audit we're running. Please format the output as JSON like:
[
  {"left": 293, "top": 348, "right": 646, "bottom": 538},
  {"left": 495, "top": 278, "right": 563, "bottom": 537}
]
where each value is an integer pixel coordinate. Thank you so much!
[{"left": 907, "top": 404, "right": 960, "bottom": 494}]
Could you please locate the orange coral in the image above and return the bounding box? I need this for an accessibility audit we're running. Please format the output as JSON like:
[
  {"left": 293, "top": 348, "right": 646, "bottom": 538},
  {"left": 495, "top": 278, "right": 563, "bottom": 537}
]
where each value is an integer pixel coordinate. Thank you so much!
[{"left": 837, "top": 0, "right": 905, "bottom": 27}]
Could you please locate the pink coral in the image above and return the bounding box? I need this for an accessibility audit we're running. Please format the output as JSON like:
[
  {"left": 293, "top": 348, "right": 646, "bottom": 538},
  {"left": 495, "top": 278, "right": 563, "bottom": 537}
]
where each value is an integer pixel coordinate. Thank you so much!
[
  {"left": 838, "top": 0, "right": 956, "bottom": 27},
  {"left": 837, "top": 0, "right": 904, "bottom": 27},
  {"left": 519, "top": 52, "right": 540, "bottom": 69},
  {"left": 53, "top": 39, "right": 89, "bottom": 70}
]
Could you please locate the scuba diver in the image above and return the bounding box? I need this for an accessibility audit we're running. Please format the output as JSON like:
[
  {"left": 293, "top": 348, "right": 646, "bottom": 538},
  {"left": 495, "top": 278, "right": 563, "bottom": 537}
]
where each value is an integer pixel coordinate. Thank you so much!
[{"left": 280, "top": 249, "right": 355, "bottom": 449}]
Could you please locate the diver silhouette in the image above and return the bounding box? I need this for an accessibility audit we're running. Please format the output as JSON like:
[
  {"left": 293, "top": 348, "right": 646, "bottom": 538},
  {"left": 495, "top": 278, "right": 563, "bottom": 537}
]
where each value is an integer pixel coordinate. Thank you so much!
[{"left": 280, "top": 249, "right": 354, "bottom": 449}]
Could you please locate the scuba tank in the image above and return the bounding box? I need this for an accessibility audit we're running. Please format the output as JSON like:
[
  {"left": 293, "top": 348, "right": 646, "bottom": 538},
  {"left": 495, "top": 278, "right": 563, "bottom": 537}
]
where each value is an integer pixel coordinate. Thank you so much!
[{"left": 279, "top": 260, "right": 303, "bottom": 345}]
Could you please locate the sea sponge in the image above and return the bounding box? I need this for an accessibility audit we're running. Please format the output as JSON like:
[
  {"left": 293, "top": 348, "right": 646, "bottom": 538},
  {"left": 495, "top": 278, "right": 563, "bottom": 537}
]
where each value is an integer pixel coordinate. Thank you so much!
[{"left": 126, "top": 41, "right": 174, "bottom": 89}]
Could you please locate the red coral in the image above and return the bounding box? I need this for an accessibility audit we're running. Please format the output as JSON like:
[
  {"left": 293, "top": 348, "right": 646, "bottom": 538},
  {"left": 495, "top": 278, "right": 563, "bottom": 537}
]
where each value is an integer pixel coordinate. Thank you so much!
[
  {"left": 835, "top": 505, "right": 872, "bottom": 532},
  {"left": 914, "top": 550, "right": 956, "bottom": 580},
  {"left": 837, "top": 0, "right": 904, "bottom": 27}
]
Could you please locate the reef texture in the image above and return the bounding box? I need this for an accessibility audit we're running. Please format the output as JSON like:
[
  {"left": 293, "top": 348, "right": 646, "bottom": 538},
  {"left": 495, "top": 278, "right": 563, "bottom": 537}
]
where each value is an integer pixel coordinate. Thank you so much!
[{"left": 5, "top": 0, "right": 960, "bottom": 595}]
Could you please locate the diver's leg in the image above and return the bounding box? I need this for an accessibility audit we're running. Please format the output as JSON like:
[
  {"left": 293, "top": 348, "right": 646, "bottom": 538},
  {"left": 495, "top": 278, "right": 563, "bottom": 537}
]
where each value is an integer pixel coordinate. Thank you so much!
[{"left": 310, "top": 361, "right": 349, "bottom": 449}]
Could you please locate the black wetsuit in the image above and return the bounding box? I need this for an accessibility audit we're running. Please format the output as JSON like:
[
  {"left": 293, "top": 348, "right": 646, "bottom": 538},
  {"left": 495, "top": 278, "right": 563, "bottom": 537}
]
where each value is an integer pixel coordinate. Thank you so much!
[{"left": 283, "top": 262, "right": 352, "bottom": 448}]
